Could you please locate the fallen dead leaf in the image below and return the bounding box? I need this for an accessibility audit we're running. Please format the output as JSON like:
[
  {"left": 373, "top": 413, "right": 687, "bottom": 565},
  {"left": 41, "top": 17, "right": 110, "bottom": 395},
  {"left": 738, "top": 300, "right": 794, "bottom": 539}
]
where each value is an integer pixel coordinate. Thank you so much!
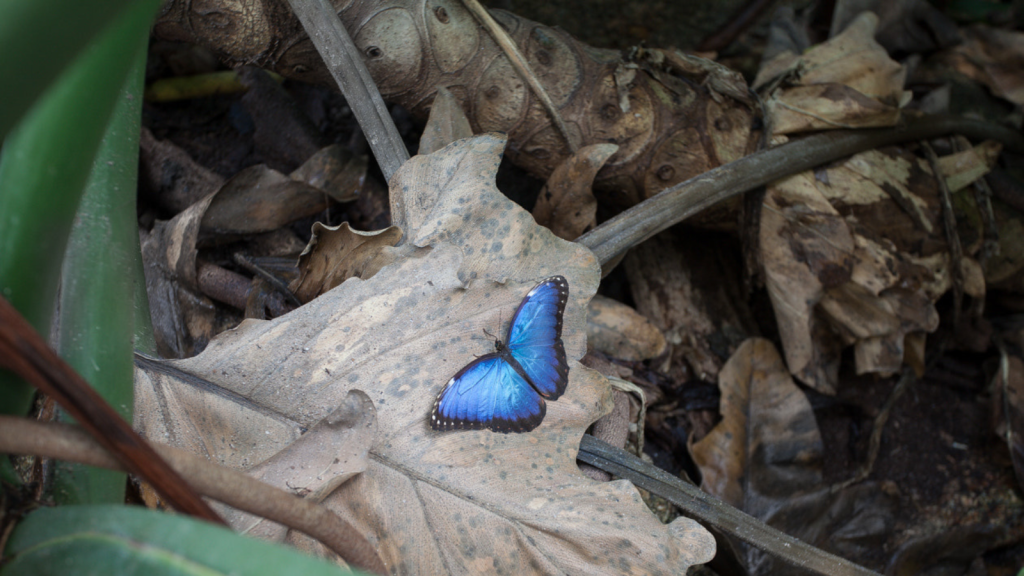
[
  {"left": 761, "top": 140, "right": 996, "bottom": 393},
  {"left": 941, "top": 25, "right": 1024, "bottom": 106},
  {"left": 690, "top": 338, "right": 895, "bottom": 574},
  {"left": 140, "top": 194, "right": 219, "bottom": 358},
  {"left": 418, "top": 86, "right": 474, "bottom": 156},
  {"left": 690, "top": 338, "right": 824, "bottom": 514},
  {"left": 759, "top": 12, "right": 910, "bottom": 134},
  {"left": 586, "top": 295, "right": 666, "bottom": 361},
  {"left": 200, "top": 165, "right": 329, "bottom": 236},
  {"left": 289, "top": 223, "right": 403, "bottom": 303},
  {"left": 532, "top": 143, "right": 617, "bottom": 241},
  {"left": 135, "top": 134, "right": 715, "bottom": 574}
]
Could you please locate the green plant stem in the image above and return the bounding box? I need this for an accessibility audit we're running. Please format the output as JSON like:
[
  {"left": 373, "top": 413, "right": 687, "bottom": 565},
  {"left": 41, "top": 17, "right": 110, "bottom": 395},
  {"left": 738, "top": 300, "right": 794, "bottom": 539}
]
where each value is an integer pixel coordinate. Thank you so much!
[
  {"left": 0, "top": 0, "right": 161, "bottom": 419},
  {"left": 51, "top": 41, "right": 149, "bottom": 506}
]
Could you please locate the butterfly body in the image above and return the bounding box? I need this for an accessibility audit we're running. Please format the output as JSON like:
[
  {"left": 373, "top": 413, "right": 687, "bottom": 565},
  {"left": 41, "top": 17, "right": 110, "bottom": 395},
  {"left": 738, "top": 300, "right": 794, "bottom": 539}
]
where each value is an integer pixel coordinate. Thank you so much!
[{"left": 431, "top": 276, "right": 569, "bottom": 433}]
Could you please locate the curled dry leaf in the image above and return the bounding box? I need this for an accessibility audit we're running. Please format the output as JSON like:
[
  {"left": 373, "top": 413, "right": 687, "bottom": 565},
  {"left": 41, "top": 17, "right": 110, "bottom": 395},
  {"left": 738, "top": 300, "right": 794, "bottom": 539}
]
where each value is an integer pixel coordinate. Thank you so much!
[
  {"left": 586, "top": 295, "right": 666, "bottom": 362},
  {"left": 204, "top": 143, "right": 371, "bottom": 236},
  {"left": 532, "top": 143, "right": 617, "bottom": 241},
  {"left": 135, "top": 134, "right": 715, "bottom": 573},
  {"left": 417, "top": 85, "right": 474, "bottom": 156},
  {"left": 289, "top": 223, "right": 403, "bottom": 303},
  {"left": 140, "top": 194, "right": 219, "bottom": 358},
  {"left": 757, "top": 12, "right": 910, "bottom": 134},
  {"left": 761, "top": 142, "right": 996, "bottom": 393}
]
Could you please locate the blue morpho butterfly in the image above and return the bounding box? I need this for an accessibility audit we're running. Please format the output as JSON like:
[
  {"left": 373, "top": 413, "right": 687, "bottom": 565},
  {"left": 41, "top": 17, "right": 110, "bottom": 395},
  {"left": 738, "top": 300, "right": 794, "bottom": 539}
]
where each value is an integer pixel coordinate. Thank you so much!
[{"left": 431, "top": 276, "right": 570, "bottom": 433}]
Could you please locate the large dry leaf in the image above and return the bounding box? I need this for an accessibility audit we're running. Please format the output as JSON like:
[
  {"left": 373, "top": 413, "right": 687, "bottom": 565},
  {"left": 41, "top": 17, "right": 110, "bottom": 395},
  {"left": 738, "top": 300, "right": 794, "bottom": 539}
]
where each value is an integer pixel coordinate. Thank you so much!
[
  {"left": 135, "top": 134, "right": 715, "bottom": 573},
  {"left": 761, "top": 142, "right": 995, "bottom": 393},
  {"left": 690, "top": 339, "right": 895, "bottom": 574}
]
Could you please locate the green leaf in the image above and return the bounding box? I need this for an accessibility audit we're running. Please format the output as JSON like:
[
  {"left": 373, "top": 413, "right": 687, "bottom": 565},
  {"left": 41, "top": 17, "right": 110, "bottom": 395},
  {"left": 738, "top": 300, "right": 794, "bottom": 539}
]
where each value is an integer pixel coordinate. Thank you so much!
[
  {"left": 0, "top": 0, "right": 139, "bottom": 139},
  {"left": 1, "top": 505, "right": 362, "bottom": 576},
  {"left": 51, "top": 38, "right": 151, "bottom": 506},
  {"left": 0, "top": 0, "right": 161, "bottom": 418}
]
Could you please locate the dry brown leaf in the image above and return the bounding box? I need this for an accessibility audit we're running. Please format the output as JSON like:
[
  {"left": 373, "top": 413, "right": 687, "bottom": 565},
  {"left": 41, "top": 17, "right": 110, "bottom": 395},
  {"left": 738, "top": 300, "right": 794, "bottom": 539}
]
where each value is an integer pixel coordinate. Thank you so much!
[
  {"left": 761, "top": 171, "right": 852, "bottom": 393},
  {"left": 201, "top": 165, "right": 329, "bottom": 235},
  {"left": 290, "top": 144, "right": 369, "bottom": 203},
  {"left": 762, "top": 140, "right": 997, "bottom": 392},
  {"left": 205, "top": 144, "right": 369, "bottom": 235},
  {"left": 942, "top": 25, "right": 1024, "bottom": 106},
  {"left": 532, "top": 143, "right": 617, "bottom": 241},
  {"left": 690, "top": 338, "right": 823, "bottom": 516},
  {"left": 289, "top": 223, "right": 403, "bottom": 303},
  {"left": 761, "top": 12, "right": 910, "bottom": 134},
  {"left": 140, "top": 194, "right": 219, "bottom": 358},
  {"left": 418, "top": 85, "right": 474, "bottom": 155},
  {"left": 586, "top": 295, "right": 666, "bottom": 361},
  {"left": 135, "top": 134, "right": 714, "bottom": 573},
  {"left": 691, "top": 339, "right": 896, "bottom": 574}
]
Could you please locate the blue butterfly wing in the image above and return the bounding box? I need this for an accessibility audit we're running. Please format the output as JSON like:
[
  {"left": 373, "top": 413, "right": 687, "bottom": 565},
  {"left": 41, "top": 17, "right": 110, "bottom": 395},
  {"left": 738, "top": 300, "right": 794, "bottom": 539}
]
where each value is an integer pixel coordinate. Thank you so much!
[
  {"left": 431, "top": 355, "right": 545, "bottom": 433},
  {"left": 507, "top": 276, "right": 569, "bottom": 400}
]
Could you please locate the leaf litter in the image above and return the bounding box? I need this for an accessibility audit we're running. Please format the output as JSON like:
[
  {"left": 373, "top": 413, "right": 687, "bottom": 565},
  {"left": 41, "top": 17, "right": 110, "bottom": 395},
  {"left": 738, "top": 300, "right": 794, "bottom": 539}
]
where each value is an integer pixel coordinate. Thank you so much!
[{"left": 135, "top": 134, "right": 715, "bottom": 573}]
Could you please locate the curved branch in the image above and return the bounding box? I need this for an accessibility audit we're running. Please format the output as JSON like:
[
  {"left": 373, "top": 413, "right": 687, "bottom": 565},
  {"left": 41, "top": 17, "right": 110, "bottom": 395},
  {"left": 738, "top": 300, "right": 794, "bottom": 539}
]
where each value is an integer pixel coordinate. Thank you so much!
[{"left": 578, "top": 115, "right": 1024, "bottom": 266}]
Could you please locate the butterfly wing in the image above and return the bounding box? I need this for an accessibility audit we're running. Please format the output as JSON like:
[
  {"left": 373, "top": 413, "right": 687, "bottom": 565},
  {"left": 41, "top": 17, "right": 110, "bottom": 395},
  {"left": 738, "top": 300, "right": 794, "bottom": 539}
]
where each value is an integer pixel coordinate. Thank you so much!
[
  {"left": 431, "top": 355, "right": 546, "bottom": 433},
  {"left": 506, "top": 276, "right": 569, "bottom": 400}
]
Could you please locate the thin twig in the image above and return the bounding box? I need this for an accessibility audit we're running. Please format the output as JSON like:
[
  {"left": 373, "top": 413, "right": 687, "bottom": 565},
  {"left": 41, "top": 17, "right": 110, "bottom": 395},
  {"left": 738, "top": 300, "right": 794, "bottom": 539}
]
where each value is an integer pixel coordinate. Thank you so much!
[
  {"left": 921, "top": 140, "right": 964, "bottom": 330},
  {"left": 577, "top": 435, "right": 881, "bottom": 576},
  {"left": 0, "top": 416, "right": 387, "bottom": 575},
  {"left": 233, "top": 253, "right": 302, "bottom": 307},
  {"left": 460, "top": 0, "right": 578, "bottom": 152},
  {"left": 577, "top": 115, "right": 1024, "bottom": 266}
]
